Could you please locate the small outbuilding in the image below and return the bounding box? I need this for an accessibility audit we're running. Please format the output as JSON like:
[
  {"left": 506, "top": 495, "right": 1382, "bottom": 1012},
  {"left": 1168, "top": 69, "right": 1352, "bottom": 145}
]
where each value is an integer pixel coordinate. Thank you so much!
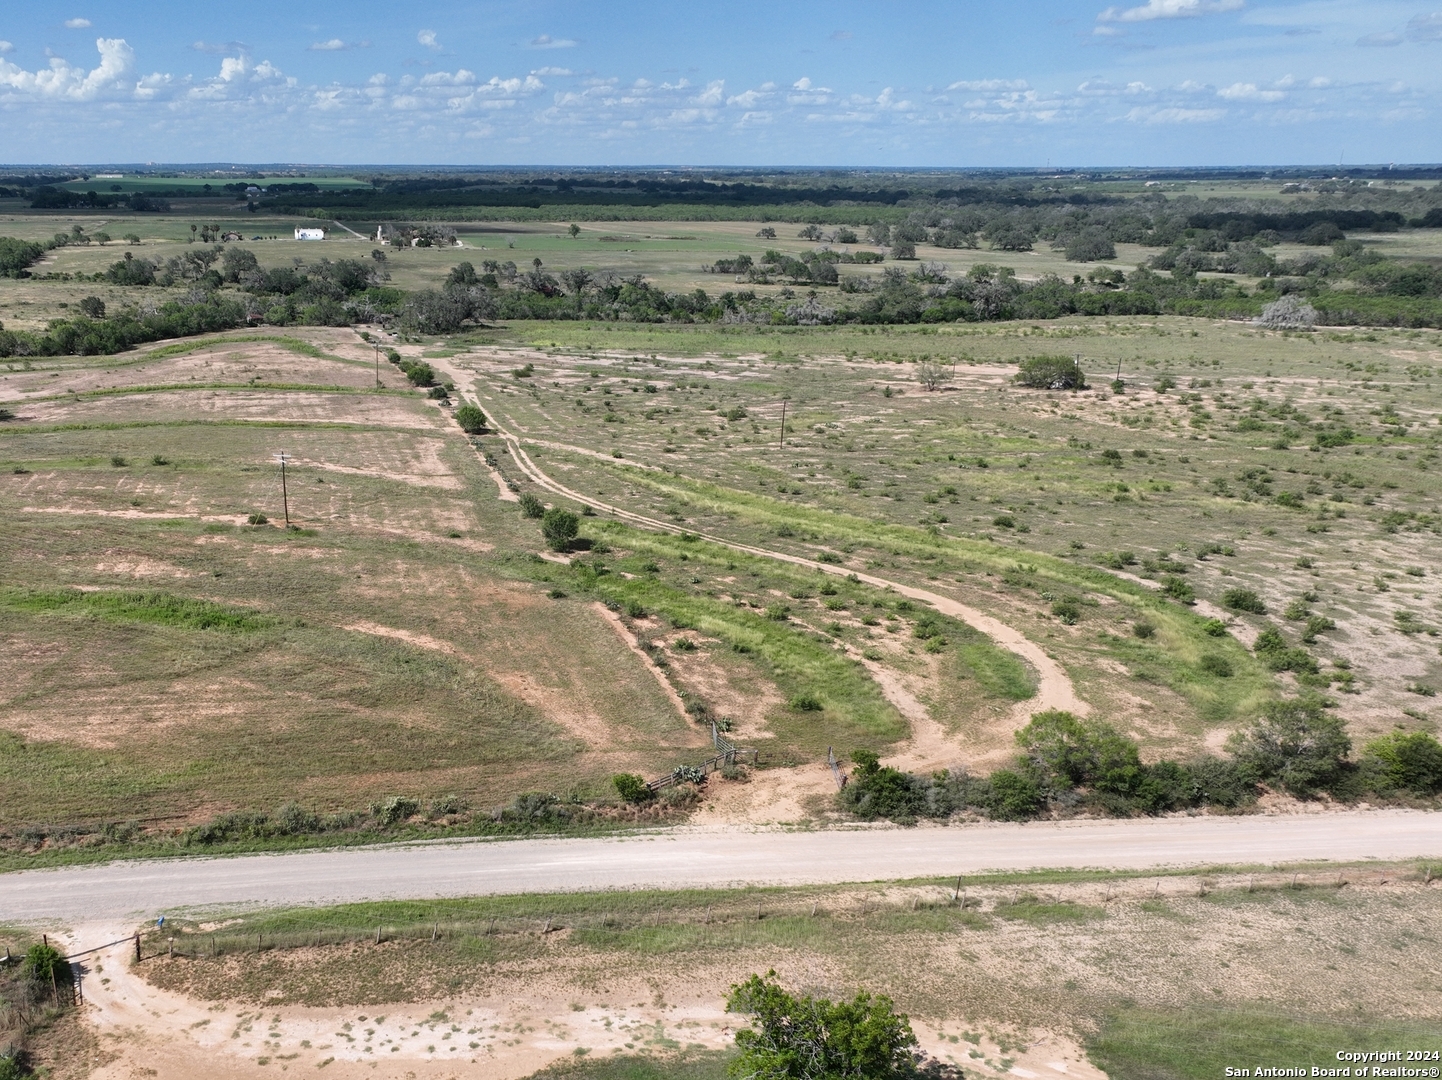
[{"left": 294, "top": 227, "right": 325, "bottom": 241}]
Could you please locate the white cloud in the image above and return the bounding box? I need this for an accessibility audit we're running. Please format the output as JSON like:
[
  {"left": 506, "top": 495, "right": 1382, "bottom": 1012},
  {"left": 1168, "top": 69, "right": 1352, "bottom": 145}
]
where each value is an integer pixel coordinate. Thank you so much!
[
  {"left": 1217, "top": 81, "right": 1284, "bottom": 100},
  {"left": 1308, "top": 76, "right": 1332, "bottom": 88},
  {"left": 830, "top": 30, "right": 852, "bottom": 40},
  {"left": 1356, "top": 31, "right": 1402, "bottom": 46},
  {"left": 0, "top": 41, "right": 12, "bottom": 54},
  {"left": 727, "top": 84, "right": 774, "bottom": 107},
  {"left": 1407, "top": 13, "right": 1442, "bottom": 41},
  {"left": 794, "top": 76, "right": 813, "bottom": 90},
  {"left": 417, "top": 29, "right": 441, "bottom": 50},
  {"left": 1126, "top": 104, "right": 1226, "bottom": 122},
  {"left": 529, "top": 35, "right": 578, "bottom": 49},
  {"left": 420, "top": 68, "right": 477, "bottom": 86},
  {"left": 1098, "top": 0, "right": 1242, "bottom": 23},
  {"left": 695, "top": 80, "right": 724, "bottom": 106},
  {"left": 948, "top": 78, "right": 1029, "bottom": 92},
  {"left": 308, "top": 39, "right": 356, "bottom": 52},
  {"left": 64, "top": 18, "right": 92, "bottom": 29},
  {"left": 531, "top": 66, "right": 573, "bottom": 76},
  {"left": 0, "top": 36, "right": 134, "bottom": 100},
  {"left": 1093, "top": 25, "right": 1123, "bottom": 35}
]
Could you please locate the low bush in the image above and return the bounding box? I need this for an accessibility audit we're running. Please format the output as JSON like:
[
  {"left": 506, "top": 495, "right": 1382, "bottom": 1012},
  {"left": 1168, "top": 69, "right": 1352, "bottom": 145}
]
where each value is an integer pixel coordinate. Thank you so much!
[
  {"left": 518, "top": 492, "right": 545, "bottom": 518},
  {"left": 541, "top": 507, "right": 580, "bottom": 551},
  {"left": 1222, "top": 588, "right": 1267, "bottom": 614},
  {"left": 613, "top": 773, "right": 653, "bottom": 804},
  {"left": 454, "top": 403, "right": 487, "bottom": 433},
  {"left": 1364, "top": 731, "right": 1442, "bottom": 794}
]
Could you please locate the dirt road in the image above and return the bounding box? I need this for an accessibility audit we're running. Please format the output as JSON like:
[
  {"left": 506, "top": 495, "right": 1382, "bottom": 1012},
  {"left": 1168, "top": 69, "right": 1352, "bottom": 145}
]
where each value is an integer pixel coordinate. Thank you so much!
[{"left": 4, "top": 810, "right": 1438, "bottom": 924}]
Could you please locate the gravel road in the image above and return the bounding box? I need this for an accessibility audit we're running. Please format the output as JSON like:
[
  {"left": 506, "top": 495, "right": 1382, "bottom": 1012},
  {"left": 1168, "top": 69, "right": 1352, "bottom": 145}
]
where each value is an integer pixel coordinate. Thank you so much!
[{"left": 3, "top": 811, "right": 1438, "bottom": 924}]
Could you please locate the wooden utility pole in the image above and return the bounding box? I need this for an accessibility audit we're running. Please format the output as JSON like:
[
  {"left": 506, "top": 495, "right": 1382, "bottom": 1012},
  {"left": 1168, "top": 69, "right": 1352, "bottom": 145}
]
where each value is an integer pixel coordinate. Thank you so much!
[
  {"left": 274, "top": 451, "right": 291, "bottom": 525},
  {"left": 374, "top": 341, "right": 380, "bottom": 388},
  {"left": 779, "top": 398, "right": 788, "bottom": 449}
]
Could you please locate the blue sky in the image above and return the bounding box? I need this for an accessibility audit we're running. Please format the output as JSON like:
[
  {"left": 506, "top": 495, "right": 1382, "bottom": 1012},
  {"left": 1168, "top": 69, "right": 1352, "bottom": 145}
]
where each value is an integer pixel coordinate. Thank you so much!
[{"left": 1, "top": 1, "right": 1439, "bottom": 166}]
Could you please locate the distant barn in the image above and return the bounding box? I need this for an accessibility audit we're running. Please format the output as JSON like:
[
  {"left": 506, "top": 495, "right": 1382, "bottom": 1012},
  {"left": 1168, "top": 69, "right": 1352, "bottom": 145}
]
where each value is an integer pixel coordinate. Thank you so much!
[{"left": 294, "top": 227, "right": 325, "bottom": 241}]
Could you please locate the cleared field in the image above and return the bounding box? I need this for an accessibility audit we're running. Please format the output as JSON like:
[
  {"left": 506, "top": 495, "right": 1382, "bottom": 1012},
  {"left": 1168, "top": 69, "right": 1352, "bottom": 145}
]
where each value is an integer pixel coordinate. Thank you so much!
[{"left": 0, "top": 335, "right": 728, "bottom": 829}]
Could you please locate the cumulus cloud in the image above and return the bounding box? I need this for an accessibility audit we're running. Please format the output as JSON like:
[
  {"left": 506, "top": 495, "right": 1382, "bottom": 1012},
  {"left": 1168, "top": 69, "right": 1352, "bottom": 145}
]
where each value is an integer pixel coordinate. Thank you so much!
[
  {"left": 1407, "top": 13, "right": 1442, "bottom": 41},
  {"left": 417, "top": 29, "right": 441, "bottom": 50},
  {"left": 529, "top": 35, "right": 578, "bottom": 49},
  {"left": 64, "top": 18, "right": 92, "bottom": 29},
  {"left": 0, "top": 36, "right": 135, "bottom": 100},
  {"left": 727, "top": 83, "right": 775, "bottom": 107},
  {"left": 1217, "top": 81, "right": 1284, "bottom": 100},
  {"left": 1098, "top": 0, "right": 1242, "bottom": 23},
  {"left": 0, "top": 41, "right": 12, "bottom": 54},
  {"left": 695, "top": 80, "right": 724, "bottom": 106}
]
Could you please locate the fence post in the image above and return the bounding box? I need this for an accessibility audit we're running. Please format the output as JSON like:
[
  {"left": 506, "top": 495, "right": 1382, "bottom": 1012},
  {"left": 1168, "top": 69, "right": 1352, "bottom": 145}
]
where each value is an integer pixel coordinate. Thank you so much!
[{"left": 134, "top": 934, "right": 141, "bottom": 963}]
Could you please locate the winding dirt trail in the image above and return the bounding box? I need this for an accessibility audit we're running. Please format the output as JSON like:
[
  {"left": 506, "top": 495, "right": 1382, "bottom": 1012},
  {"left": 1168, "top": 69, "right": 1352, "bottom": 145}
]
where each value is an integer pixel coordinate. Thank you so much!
[{"left": 434, "top": 355, "right": 1086, "bottom": 806}]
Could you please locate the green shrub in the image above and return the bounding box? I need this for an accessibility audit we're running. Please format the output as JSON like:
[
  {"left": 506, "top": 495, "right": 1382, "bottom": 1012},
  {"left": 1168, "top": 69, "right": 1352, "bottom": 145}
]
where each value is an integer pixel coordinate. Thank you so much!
[
  {"left": 453, "top": 403, "right": 487, "bottom": 433},
  {"left": 1051, "top": 598, "right": 1081, "bottom": 624},
  {"left": 1198, "top": 654, "right": 1233, "bottom": 678},
  {"left": 1202, "top": 618, "right": 1228, "bottom": 637},
  {"left": 1254, "top": 626, "right": 1319, "bottom": 674},
  {"left": 788, "top": 692, "right": 823, "bottom": 711},
  {"left": 613, "top": 773, "right": 653, "bottom": 804},
  {"left": 1162, "top": 576, "right": 1195, "bottom": 604},
  {"left": 986, "top": 769, "right": 1044, "bottom": 820},
  {"left": 22, "top": 942, "right": 73, "bottom": 988},
  {"left": 1225, "top": 695, "right": 1350, "bottom": 796},
  {"left": 518, "top": 492, "right": 545, "bottom": 518},
  {"left": 541, "top": 507, "right": 580, "bottom": 551},
  {"left": 0, "top": 1053, "right": 30, "bottom": 1080},
  {"left": 1222, "top": 588, "right": 1266, "bottom": 614},
  {"left": 1364, "top": 731, "right": 1442, "bottom": 794},
  {"left": 400, "top": 360, "right": 436, "bottom": 387},
  {"left": 370, "top": 795, "right": 420, "bottom": 826},
  {"left": 727, "top": 972, "right": 944, "bottom": 1080},
  {"left": 246, "top": 512, "right": 269, "bottom": 525},
  {"left": 1015, "top": 355, "right": 1086, "bottom": 390},
  {"left": 1132, "top": 621, "right": 1155, "bottom": 639}
]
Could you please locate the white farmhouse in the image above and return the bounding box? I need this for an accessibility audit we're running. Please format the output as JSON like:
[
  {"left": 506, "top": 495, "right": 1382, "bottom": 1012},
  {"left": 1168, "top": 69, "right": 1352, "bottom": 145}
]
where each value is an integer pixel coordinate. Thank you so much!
[{"left": 294, "top": 227, "right": 326, "bottom": 241}]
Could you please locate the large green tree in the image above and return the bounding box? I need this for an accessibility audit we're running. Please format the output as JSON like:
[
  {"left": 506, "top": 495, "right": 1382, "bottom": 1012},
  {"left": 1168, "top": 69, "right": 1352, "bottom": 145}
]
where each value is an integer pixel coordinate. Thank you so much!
[{"left": 726, "top": 971, "right": 959, "bottom": 1080}]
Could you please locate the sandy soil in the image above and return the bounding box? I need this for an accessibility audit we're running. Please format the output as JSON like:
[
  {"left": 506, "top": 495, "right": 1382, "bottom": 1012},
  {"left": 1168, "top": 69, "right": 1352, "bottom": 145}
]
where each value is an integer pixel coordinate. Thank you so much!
[{"left": 59, "top": 918, "right": 1102, "bottom": 1080}]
